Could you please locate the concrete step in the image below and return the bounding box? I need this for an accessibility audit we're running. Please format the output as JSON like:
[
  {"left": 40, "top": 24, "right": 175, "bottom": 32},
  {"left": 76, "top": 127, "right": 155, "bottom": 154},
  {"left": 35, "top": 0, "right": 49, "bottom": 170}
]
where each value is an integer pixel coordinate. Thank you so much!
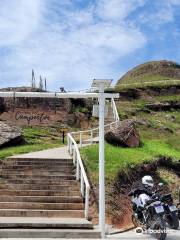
[
  {"left": 0, "top": 196, "right": 83, "bottom": 203},
  {"left": 5, "top": 160, "right": 73, "bottom": 165},
  {"left": 0, "top": 190, "right": 80, "bottom": 196},
  {"left": 7, "top": 158, "right": 73, "bottom": 163},
  {"left": 0, "top": 217, "right": 93, "bottom": 229},
  {"left": 4, "top": 179, "right": 78, "bottom": 185},
  {"left": 1, "top": 174, "right": 76, "bottom": 180},
  {"left": 4, "top": 163, "right": 74, "bottom": 168},
  {"left": 2, "top": 165, "right": 75, "bottom": 170},
  {"left": 0, "top": 228, "right": 101, "bottom": 238},
  {"left": 1, "top": 172, "right": 75, "bottom": 178},
  {"left": 1, "top": 169, "right": 75, "bottom": 175},
  {"left": 0, "top": 184, "right": 79, "bottom": 191},
  {"left": 0, "top": 209, "right": 84, "bottom": 218},
  {"left": 0, "top": 202, "right": 84, "bottom": 210}
]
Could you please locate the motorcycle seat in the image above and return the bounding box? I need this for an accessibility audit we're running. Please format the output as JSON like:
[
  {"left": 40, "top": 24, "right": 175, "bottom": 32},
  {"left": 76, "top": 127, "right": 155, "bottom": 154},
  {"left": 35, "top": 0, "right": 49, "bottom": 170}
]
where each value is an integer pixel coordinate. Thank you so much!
[{"left": 145, "top": 198, "right": 157, "bottom": 206}]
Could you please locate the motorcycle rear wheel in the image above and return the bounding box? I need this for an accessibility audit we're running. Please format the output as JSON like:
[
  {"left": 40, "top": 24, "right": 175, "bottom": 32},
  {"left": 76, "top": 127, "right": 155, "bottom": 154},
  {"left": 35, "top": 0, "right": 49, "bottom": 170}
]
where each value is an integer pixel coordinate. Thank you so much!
[{"left": 132, "top": 214, "right": 143, "bottom": 228}]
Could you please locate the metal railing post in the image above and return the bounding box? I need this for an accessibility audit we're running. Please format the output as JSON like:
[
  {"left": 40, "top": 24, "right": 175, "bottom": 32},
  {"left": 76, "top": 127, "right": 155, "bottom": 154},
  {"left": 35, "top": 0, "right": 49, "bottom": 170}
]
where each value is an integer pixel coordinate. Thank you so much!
[
  {"left": 85, "top": 187, "right": 90, "bottom": 219},
  {"left": 80, "top": 132, "right": 82, "bottom": 147},
  {"left": 73, "top": 148, "right": 76, "bottom": 165},
  {"left": 67, "top": 135, "right": 70, "bottom": 153},
  {"left": 76, "top": 161, "right": 80, "bottom": 180},
  {"left": 90, "top": 130, "right": 93, "bottom": 144},
  {"left": 81, "top": 172, "right": 85, "bottom": 197},
  {"left": 69, "top": 141, "right": 73, "bottom": 155}
]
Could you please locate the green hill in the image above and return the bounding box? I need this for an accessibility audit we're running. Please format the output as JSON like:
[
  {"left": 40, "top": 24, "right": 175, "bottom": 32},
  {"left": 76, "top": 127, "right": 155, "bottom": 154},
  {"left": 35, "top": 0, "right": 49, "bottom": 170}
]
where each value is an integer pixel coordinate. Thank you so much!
[{"left": 116, "top": 60, "right": 180, "bottom": 87}]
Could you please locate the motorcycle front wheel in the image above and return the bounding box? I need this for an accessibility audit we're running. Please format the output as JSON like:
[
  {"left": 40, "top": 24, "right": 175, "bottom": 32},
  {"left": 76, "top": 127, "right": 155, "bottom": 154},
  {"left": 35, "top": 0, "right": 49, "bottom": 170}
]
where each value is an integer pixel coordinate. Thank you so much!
[{"left": 153, "top": 219, "right": 167, "bottom": 240}]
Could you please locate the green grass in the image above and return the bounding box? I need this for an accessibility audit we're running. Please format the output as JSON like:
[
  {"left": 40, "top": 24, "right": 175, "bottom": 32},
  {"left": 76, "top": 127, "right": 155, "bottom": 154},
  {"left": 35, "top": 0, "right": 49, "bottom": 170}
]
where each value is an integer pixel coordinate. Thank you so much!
[
  {"left": 81, "top": 90, "right": 180, "bottom": 184},
  {"left": 81, "top": 91, "right": 180, "bottom": 184},
  {"left": 0, "top": 126, "right": 64, "bottom": 159},
  {"left": 114, "top": 80, "right": 180, "bottom": 91},
  {"left": 119, "top": 74, "right": 171, "bottom": 84},
  {"left": 153, "top": 94, "right": 180, "bottom": 102},
  {"left": 0, "top": 142, "right": 61, "bottom": 159},
  {"left": 81, "top": 140, "right": 180, "bottom": 184}
]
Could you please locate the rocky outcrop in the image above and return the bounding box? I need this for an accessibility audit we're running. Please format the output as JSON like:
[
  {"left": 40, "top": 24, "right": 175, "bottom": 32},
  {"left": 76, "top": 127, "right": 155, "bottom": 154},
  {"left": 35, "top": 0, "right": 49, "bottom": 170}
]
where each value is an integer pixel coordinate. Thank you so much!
[
  {"left": 0, "top": 121, "right": 24, "bottom": 147},
  {"left": 112, "top": 86, "right": 180, "bottom": 101},
  {"left": 145, "top": 101, "right": 180, "bottom": 111},
  {"left": 105, "top": 120, "right": 140, "bottom": 147},
  {"left": 67, "top": 112, "right": 90, "bottom": 129},
  {"left": 0, "top": 87, "right": 94, "bottom": 127}
]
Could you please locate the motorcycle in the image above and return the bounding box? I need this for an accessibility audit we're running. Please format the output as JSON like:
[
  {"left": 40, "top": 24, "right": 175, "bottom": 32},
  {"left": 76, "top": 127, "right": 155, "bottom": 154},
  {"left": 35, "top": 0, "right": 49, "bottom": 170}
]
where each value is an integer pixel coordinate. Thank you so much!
[{"left": 129, "top": 189, "right": 167, "bottom": 240}]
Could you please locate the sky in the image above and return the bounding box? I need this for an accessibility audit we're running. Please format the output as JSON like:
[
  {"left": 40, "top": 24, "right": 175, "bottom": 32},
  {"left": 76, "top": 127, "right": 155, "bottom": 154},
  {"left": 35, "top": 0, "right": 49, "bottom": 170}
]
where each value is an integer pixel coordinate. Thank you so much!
[{"left": 0, "top": 0, "right": 180, "bottom": 91}]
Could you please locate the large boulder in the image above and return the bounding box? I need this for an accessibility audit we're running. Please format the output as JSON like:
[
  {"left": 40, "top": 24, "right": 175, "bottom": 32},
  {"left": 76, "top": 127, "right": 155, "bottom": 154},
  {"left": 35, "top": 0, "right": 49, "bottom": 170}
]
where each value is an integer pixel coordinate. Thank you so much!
[
  {"left": 0, "top": 121, "right": 24, "bottom": 148},
  {"left": 105, "top": 120, "right": 140, "bottom": 147}
]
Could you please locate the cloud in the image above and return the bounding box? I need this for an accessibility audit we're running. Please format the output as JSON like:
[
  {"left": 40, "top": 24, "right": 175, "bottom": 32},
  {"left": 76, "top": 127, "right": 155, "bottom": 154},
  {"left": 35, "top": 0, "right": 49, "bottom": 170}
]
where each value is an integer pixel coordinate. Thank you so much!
[
  {"left": 95, "top": 0, "right": 145, "bottom": 22},
  {"left": 138, "top": 0, "right": 180, "bottom": 27},
  {"left": 149, "top": 7, "right": 174, "bottom": 25},
  {"left": 0, "top": 0, "right": 146, "bottom": 90},
  {"left": 169, "top": 0, "right": 180, "bottom": 5},
  {"left": 0, "top": 0, "right": 43, "bottom": 46}
]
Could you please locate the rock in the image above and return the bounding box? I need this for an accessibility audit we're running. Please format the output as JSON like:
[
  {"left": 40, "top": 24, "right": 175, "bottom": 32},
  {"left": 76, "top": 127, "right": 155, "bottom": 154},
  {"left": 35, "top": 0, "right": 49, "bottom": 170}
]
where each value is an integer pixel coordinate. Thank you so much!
[
  {"left": 145, "top": 101, "right": 180, "bottom": 111},
  {"left": 67, "top": 112, "right": 90, "bottom": 129},
  {"left": 67, "top": 114, "right": 76, "bottom": 126},
  {"left": 133, "top": 118, "right": 150, "bottom": 127},
  {"left": 105, "top": 120, "right": 140, "bottom": 147},
  {"left": 165, "top": 114, "right": 176, "bottom": 121},
  {"left": 0, "top": 121, "right": 24, "bottom": 147}
]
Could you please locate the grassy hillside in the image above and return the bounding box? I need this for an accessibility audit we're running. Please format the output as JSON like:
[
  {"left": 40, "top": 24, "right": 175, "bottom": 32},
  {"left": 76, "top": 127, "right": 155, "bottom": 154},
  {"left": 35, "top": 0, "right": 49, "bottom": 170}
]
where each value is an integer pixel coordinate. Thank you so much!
[
  {"left": 81, "top": 140, "right": 179, "bottom": 183},
  {"left": 81, "top": 87, "right": 180, "bottom": 184},
  {"left": 81, "top": 84, "right": 180, "bottom": 227},
  {"left": 116, "top": 60, "right": 180, "bottom": 88}
]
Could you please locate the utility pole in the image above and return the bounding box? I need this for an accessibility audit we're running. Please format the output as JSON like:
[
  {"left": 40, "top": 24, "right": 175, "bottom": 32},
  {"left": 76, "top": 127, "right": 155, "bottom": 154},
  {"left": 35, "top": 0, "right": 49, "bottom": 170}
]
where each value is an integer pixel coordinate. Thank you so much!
[
  {"left": 32, "top": 69, "right": 36, "bottom": 88},
  {"left": 39, "top": 75, "right": 43, "bottom": 91},
  {"left": 44, "top": 78, "right": 47, "bottom": 91},
  {"left": 92, "top": 79, "right": 112, "bottom": 239}
]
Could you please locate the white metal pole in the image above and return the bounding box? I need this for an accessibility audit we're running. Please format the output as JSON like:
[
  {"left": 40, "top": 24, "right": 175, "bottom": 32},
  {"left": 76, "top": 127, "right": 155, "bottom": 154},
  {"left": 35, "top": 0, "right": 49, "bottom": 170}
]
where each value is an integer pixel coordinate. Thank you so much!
[{"left": 99, "top": 83, "right": 105, "bottom": 238}]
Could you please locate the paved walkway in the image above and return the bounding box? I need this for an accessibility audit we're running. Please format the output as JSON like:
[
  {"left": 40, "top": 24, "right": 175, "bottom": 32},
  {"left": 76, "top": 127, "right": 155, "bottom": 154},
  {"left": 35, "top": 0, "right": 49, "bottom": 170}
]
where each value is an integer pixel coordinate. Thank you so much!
[
  {"left": 9, "top": 146, "right": 71, "bottom": 159},
  {"left": 107, "top": 228, "right": 180, "bottom": 239},
  {"left": 0, "top": 229, "right": 179, "bottom": 240}
]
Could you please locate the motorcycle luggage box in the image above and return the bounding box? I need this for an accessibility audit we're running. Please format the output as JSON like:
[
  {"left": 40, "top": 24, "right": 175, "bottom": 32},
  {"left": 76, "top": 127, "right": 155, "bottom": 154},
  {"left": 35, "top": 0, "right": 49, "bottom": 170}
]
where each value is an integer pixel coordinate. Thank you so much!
[{"left": 161, "top": 193, "right": 172, "bottom": 202}]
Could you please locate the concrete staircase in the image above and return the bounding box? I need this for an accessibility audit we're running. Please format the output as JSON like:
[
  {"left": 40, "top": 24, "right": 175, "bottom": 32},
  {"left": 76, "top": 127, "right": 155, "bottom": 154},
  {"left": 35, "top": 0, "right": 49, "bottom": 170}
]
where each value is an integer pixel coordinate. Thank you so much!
[{"left": 0, "top": 157, "right": 100, "bottom": 238}]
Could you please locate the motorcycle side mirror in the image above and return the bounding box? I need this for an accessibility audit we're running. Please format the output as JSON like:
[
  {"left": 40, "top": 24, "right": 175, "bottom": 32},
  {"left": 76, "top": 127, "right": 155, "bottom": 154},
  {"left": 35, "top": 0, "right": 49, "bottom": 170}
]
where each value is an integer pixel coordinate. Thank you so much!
[{"left": 158, "top": 183, "right": 164, "bottom": 186}]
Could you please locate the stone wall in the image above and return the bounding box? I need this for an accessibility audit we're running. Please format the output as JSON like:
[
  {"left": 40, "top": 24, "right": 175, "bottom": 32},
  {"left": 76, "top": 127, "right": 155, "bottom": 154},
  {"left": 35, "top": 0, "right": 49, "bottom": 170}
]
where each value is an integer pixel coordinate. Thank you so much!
[
  {"left": 0, "top": 88, "right": 72, "bottom": 126},
  {"left": 0, "top": 87, "right": 94, "bottom": 128}
]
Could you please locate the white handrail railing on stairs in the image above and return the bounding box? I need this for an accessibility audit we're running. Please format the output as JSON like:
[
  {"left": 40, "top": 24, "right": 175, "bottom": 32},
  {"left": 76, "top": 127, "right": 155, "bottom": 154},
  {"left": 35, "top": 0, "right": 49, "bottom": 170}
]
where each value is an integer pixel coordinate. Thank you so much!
[
  {"left": 67, "top": 98, "right": 119, "bottom": 219},
  {"left": 67, "top": 133, "right": 90, "bottom": 219},
  {"left": 111, "top": 98, "right": 120, "bottom": 122}
]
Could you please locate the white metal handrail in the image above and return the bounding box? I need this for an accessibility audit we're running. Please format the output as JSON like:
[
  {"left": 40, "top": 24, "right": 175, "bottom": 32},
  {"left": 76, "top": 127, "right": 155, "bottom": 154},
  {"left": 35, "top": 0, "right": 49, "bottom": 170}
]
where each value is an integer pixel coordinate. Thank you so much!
[
  {"left": 67, "top": 133, "right": 90, "bottom": 219},
  {"left": 70, "top": 98, "right": 119, "bottom": 145},
  {"left": 67, "top": 98, "right": 119, "bottom": 219},
  {"left": 111, "top": 98, "right": 119, "bottom": 122}
]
